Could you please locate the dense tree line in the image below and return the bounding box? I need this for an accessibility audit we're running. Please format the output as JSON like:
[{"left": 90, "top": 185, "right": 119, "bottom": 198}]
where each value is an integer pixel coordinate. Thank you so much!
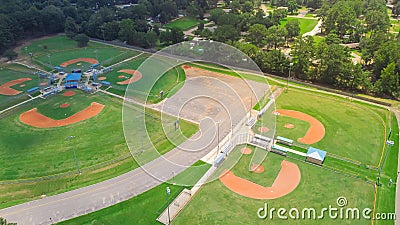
[{"left": 0, "top": 0, "right": 212, "bottom": 52}]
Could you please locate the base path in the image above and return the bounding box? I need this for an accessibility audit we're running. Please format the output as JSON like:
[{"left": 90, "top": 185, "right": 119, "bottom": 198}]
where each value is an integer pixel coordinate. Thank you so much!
[
  {"left": 0, "top": 78, "right": 32, "bottom": 96},
  {"left": 220, "top": 160, "right": 301, "bottom": 199},
  {"left": 19, "top": 102, "right": 104, "bottom": 128},
  {"left": 276, "top": 109, "right": 325, "bottom": 144}
]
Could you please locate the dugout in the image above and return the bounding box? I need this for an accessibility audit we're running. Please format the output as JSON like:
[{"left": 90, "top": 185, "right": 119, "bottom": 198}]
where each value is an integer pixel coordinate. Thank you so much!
[{"left": 276, "top": 136, "right": 294, "bottom": 146}]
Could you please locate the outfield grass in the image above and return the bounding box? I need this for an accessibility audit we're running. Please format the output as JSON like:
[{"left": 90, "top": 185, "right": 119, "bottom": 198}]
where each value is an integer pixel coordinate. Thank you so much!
[
  {"left": 58, "top": 161, "right": 211, "bottom": 225},
  {"left": 164, "top": 17, "right": 199, "bottom": 30},
  {"left": 174, "top": 146, "right": 374, "bottom": 225},
  {"left": 280, "top": 17, "right": 318, "bottom": 35}
]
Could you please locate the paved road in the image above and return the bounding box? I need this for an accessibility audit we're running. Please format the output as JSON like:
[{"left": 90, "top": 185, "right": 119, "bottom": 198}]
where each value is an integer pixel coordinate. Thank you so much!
[{"left": 0, "top": 66, "right": 268, "bottom": 224}]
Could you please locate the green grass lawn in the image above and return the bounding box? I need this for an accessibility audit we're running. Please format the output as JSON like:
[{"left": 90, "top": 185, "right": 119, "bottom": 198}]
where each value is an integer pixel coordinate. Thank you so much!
[
  {"left": 174, "top": 146, "right": 374, "bottom": 225},
  {"left": 164, "top": 17, "right": 199, "bottom": 31},
  {"left": 275, "top": 89, "right": 387, "bottom": 166},
  {"left": 280, "top": 17, "right": 318, "bottom": 35},
  {"left": 58, "top": 161, "right": 211, "bottom": 225},
  {"left": 390, "top": 19, "right": 400, "bottom": 33}
]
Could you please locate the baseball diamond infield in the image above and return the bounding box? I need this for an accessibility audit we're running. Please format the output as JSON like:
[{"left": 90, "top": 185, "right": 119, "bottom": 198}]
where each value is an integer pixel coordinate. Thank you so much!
[
  {"left": 63, "top": 91, "right": 76, "bottom": 97},
  {"left": 19, "top": 102, "right": 104, "bottom": 128},
  {"left": 117, "top": 69, "right": 143, "bottom": 85},
  {"left": 60, "top": 58, "right": 99, "bottom": 67},
  {"left": 219, "top": 160, "right": 301, "bottom": 199},
  {"left": 0, "top": 78, "right": 32, "bottom": 95},
  {"left": 276, "top": 109, "right": 325, "bottom": 144}
]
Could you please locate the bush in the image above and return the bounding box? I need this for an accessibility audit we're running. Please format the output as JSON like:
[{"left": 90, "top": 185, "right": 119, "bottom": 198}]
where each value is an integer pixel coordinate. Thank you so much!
[
  {"left": 3, "top": 50, "right": 18, "bottom": 61},
  {"left": 74, "top": 34, "right": 89, "bottom": 47}
]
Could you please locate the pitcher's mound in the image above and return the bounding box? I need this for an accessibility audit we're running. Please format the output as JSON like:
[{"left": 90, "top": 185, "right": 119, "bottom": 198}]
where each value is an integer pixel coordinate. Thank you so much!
[
  {"left": 284, "top": 123, "right": 294, "bottom": 129},
  {"left": 240, "top": 147, "right": 252, "bottom": 155},
  {"left": 258, "top": 126, "right": 269, "bottom": 133},
  {"left": 60, "top": 103, "right": 70, "bottom": 108},
  {"left": 63, "top": 91, "right": 76, "bottom": 97},
  {"left": 251, "top": 164, "right": 264, "bottom": 173},
  {"left": 118, "top": 75, "right": 125, "bottom": 78},
  {"left": 19, "top": 84, "right": 26, "bottom": 87}
]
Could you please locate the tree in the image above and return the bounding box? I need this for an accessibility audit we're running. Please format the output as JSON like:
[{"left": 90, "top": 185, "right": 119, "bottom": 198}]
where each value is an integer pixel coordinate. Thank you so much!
[
  {"left": 145, "top": 30, "right": 158, "bottom": 48},
  {"left": 198, "top": 21, "right": 205, "bottom": 31},
  {"left": 323, "top": 1, "right": 357, "bottom": 37},
  {"left": 285, "top": 19, "right": 300, "bottom": 42},
  {"left": 265, "top": 25, "right": 287, "bottom": 49},
  {"left": 242, "top": 1, "right": 254, "bottom": 13},
  {"left": 160, "top": 31, "right": 172, "bottom": 44},
  {"left": 65, "top": 17, "right": 79, "bottom": 39},
  {"left": 374, "top": 62, "right": 399, "bottom": 97},
  {"left": 171, "top": 28, "right": 184, "bottom": 44},
  {"left": 291, "top": 36, "right": 315, "bottom": 80},
  {"left": 233, "top": 41, "right": 259, "bottom": 58},
  {"left": 314, "top": 42, "right": 352, "bottom": 85},
  {"left": 287, "top": 0, "right": 299, "bottom": 14},
  {"left": 3, "top": 50, "right": 18, "bottom": 61},
  {"left": 247, "top": 24, "right": 268, "bottom": 47},
  {"left": 118, "top": 19, "right": 135, "bottom": 43},
  {"left": 393, "top": 2, "right": 400, "bottom": 17},
  {"left": 213, "top": 25, "right": 240, "bottom": 42},
  {"left": 365, "top": 10, "right": 390, "bottom": 35},
  {"left": 209, "top": 8, "right": 225, "bottom": 22},
  {"left": 101, "top": 21, "right": 120, "bottom": 41},
  {"left": 74, "top": 34, "right": 90, "bottom": 47},
  {"left": 186, "top": 2, "right": 199, "bottom": 17}
]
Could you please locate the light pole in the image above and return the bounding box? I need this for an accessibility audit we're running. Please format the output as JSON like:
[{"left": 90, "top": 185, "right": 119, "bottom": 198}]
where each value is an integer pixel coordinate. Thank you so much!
[
  {"left": 166, "top": 187, "right": 171, "bottom": 225},
  {"left": 286, "top": 62, "right": 293, "bottom": 92},
  {"left": 66, "top": 136, "right": 81, "bottom": 174},
  {"left": 48, "top": 54, "right": 53, "bottom": 68}
]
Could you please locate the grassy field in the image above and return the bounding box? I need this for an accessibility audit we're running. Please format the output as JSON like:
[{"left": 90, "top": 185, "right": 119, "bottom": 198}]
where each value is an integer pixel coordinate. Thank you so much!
[
  {"left": 58, "top": 161, "right": 211, "bottom": 225},
  {"left": 164, "top": 17, "right": 199, "bottom": 30},
  {"left": 281, "top": 17, "right": 318, "bottom": 35},
  {"left": 174, "top": 146, "right": 375, "bottom": 225}
]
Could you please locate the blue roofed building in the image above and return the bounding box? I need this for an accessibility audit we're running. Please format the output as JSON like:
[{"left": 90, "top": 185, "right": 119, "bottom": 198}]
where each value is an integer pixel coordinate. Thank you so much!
[
  {"left": 306, "top": 147, "right": 327, "bottom": 165},
  {"left": 65, "top": 73, "right": 82, "bottom": 89}
]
